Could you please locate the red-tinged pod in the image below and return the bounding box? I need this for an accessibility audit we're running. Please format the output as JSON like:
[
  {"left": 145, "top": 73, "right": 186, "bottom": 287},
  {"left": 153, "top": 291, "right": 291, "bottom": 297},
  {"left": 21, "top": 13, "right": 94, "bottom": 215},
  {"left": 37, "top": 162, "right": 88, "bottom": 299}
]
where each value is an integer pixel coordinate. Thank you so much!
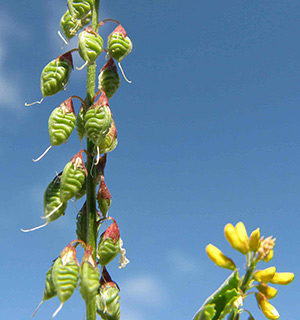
[
  {"left": 96, "top": 175, "right": 112, "bottom": 218},
  {"left": 97, "top": 218, "right": 120, "bottom": 266},
  {"left": 96, "top": 267, "right": 121, "bottom": 320},
  {"left": 80, "top": 245, "right": 100, "bottom": 302},
  {"left": 107, "top": 25, "right": 132, "bottom": 62},
  {"left": 60, "top": 150, "right": 87, "bottom": 203},
  {"left": 99, "top": 120, "right": 118, "bottom": 155},
  {"left": 98, "top": 59, "right": 120, "bottom": 99}
]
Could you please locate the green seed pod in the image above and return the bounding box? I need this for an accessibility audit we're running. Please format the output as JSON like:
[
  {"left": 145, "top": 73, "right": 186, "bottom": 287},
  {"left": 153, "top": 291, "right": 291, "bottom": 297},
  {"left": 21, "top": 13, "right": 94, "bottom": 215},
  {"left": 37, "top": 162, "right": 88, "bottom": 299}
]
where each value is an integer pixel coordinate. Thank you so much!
[
  {"left": 32, "top": 264, "right": 57, "bottom": 317},
  {"left": 96, "top": 268, "right": 120, "bottom": 320},
  {"left": 52, "top": 244, "right": 80, "bottom": 317},
  {"left": 74, "top": 175, "right": 86, "bottom": 200},
  {"left": 78, "top": 27, "right": 104, "bottom": 64},
  {"left": 76, "top": 202, "right": 101, "bottom": 242},
  {"left": 68, "top": 0, "right": 93, "bottom": 20},
  {"left": 41, "top": 51, "right": 73, "bottom": 98},
  {"left": 60, "top": 150, "right": 87, "bottom": 203},
  {"left": 98, "top": 59, "right": 120, "bottom": 99},
  {"left": 99, "top": 120, "right": 118, "bottom": 154},
  {"left": 107, "top": 24, "right": 132, "bottom": 62},
  {"left": 96, "top": 175, "right": 112, "bottom": 218},
  {"left": 84, "top": 92, "right": 113, "bottom": 146},
  {"left": 80, "top": 245, "right": 100, "bottom": 302},
  {"left": 60, "top": 9, "right": 91, "bottom": 40},
  {"left": 76, "top": 105, "right": 86, "bottom": 142},
  {"left": 97, "top": 218, "right": 120, "bottom": 266}
]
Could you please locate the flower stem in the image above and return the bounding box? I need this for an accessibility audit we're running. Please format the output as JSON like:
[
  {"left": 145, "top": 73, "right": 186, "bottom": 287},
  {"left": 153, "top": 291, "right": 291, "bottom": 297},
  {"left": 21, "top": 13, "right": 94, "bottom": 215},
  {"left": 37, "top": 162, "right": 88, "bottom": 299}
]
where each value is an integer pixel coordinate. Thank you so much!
[{"left": 85, "top": 1, "right": 100, "bottom": 320}]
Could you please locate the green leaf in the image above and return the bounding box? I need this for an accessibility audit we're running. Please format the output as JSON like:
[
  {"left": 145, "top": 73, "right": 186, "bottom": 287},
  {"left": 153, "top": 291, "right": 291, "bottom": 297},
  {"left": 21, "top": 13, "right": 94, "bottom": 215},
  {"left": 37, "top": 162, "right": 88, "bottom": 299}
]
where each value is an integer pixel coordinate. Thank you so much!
[{"left": 192, "top": 271, "right": 240, "bottom": 320}]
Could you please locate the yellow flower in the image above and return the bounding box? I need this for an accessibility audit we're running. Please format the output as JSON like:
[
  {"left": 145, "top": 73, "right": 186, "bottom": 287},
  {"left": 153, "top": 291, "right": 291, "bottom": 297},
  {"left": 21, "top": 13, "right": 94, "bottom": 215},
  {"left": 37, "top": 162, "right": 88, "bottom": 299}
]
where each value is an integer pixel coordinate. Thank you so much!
[
  {"left": 206, "top": 244, "right": 236, "bottom": 270},
  {"left": 270, "top": 272, "right": 295, "bottom": 285},
  {"left": 249, "top": 228, "right": 260, "bottom": 251},
  {"left": 257, "top": 283, "right": 278, "bottom": 299},
  {"left": 224, "top": 222, "right": 249, "bottom": 254},
  {"left": 263, "top": 249, "right": 274, "bottom": 262},
  {"left": 253, "top": 267, "right": 276, "bottom": 283},
  {"left": 256, "top": 293, "right": 280, "bottom": 320}
]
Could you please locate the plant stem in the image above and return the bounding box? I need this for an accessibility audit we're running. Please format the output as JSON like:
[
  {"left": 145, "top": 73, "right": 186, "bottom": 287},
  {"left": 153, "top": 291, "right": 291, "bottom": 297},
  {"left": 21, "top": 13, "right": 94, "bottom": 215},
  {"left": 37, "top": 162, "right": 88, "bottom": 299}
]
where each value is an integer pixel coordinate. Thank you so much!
[{"left": 86, "top": 1, "right": 100, "bottom": 320}]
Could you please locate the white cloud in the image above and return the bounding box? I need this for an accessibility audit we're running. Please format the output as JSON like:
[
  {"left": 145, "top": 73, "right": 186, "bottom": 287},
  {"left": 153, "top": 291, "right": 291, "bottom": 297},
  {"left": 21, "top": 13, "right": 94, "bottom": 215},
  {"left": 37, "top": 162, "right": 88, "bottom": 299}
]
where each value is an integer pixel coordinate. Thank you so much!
[{"left": 166, "top": 248, "right": 200, "bottom": 275}]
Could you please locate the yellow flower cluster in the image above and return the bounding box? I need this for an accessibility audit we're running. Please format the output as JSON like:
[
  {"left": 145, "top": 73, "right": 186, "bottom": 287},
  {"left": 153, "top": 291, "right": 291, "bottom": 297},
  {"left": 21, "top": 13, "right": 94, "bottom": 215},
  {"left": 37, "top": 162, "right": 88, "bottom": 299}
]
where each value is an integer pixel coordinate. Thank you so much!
[{"left": 205, "top": 222, "right": 295, "bottom": 320}]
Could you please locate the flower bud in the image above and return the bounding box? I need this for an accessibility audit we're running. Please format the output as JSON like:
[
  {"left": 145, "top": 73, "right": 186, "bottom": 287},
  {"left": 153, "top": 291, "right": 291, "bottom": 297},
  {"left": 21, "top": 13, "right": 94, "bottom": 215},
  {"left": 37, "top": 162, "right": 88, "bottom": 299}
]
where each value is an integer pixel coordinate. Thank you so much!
[
  {"left": 224, "top": 223, "right": 248, "bottom": 254},
  {"left": 80, "top": 245, "right": 100, "bottom": 302},
  {"left": 270, "top": 272, "right": 295, "bottom": 285},
  {"left": 249, "top": 228, "right": 260, "bottom": 251},
  {"left": 236, "top": 222, "right": 250, "bottom": 252},
  {"left": 257, "top": 283, "right": 278, "bottom": 299},
  {"left": 255, "top": 293, "right": 280, "bottom": 319},
  {"left": 206, "top": 244, "right": 236, "bottom": 270},
  {"left": 253, "top": 267, "right": 276, "bottom": 283}
]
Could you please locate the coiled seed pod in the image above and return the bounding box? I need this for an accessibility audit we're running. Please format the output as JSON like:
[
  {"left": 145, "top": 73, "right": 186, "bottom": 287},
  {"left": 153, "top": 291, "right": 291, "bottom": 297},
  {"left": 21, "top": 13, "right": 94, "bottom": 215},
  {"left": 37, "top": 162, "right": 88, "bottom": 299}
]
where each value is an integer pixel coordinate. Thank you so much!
[
  {"left": 96, "top": 268, "right": 120, "bottom": 320},
  {"left": 107, "top": 25, "right": 132, "bottom": 62},
  {"left": 60, "top": 150, "right": 87, "bottom": 203},
  {"left": 52, "top": 244, "right": 80, "bottom": 318},
  {"left": 33, "top": 98, "right": 77, "bottom": 162},
  {"left": 32, "top": 264, "right": 57, "bottom": 317},
  {"left": 97, "top": 218, "right": 120, "bottom": 266},
  {"left": 60, "top": 9, "right": 91, "bottom": 40},
  {"left": 68, "top": 0, "right": 93, "bottom": 20},
  {"left": 76, "top": 203, "right": 101, "bottom": 242},
  {"left": 76, "top": 105, "right": 86, "bottom": 142},
  {"left": 98, "top": 59, "right": 120, "bottom": 99},
  {"left": 41, "top": 51, "right": 73, "bottom": 98},
  {"left": 80, "top": 245, "right": 100, "bottom": 302},
  {"left": 99, "top": 120, "right": 118, "bottom": 155},
  {"left": 96, "top": 175, "right": 112, "bottom": 218},
  {"left": 84, "top": 92, "right": 113, "bottom": 147},
  {"left": 74, "top": 176, "right": 86, "bottom": 200},
  {"left": 78, "top": 27, "right": 104, "bottom": 64}
]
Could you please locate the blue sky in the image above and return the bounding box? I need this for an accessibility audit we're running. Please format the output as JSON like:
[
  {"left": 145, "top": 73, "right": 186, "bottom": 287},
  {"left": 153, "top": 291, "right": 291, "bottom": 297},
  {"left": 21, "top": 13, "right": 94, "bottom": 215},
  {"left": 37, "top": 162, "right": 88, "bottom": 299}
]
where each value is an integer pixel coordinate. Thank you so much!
[{"left": 1, "top": 1, "right": 300, "bottom": 319}]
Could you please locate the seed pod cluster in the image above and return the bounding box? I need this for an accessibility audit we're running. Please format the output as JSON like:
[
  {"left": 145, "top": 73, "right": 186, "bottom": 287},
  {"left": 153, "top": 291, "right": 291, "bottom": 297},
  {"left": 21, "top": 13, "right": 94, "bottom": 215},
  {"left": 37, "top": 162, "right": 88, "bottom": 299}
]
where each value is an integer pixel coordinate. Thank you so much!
[
  {"left": 96, "top": 268, "right": 121, "bottom": 320},
  {"left": 97, "top": 218, "right": 120, "bottom": 266},
  {"left": 98, "top": 59, "right": 120, "bottom": 99},
  {"left": 68, "top": 0, "right": 93, "bottom": 19},
  {"left": 107, "top": 25, "right": 132, "bottom": 62},
  {"left": 60, "top": 151, "right": 87, "bottom": 203},
  {"left": 78, "top": 27, "right": 104, "bottom": 64},
  {"left": 41, "top": 52, "right": 73, "bottom": 98},
  {"left": 80, "top": 246, "right": 100, "bottom": 302}
]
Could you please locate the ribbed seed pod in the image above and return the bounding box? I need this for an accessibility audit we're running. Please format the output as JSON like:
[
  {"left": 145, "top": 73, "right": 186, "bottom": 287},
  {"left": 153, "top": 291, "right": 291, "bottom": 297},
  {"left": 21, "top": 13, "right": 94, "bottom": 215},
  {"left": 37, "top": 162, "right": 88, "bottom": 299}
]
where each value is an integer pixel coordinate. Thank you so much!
[
  {"left": 60, "top": 10, "right": 91, "bottom": 40},
  {"left": 78, "top": 27, "right": 104, "bottom": 63},
  {"left": 52, "top": 245, "right": 80, "bottom": 317},
  {"left": 96, "top": 175, "right": 112, "bottom": 218},
  {"left": 76, "top": 105, "right": 86, "bottom": 141},
  {"left": 98, "top": 59, "right": 120, "bottom": 99},
  {"left": 84, "top": 92, "right": 113, "bottom": 146},
  {"left": 96, "top": 268, "right": 120, "bottom": 320},
  {"left": 80, "top": 245, "right": 100, "bottom": 302},
  {"left": 97, "top": 218, "right": 120, "bottom": 266},
  {"left": 76, "top": 202, "right": 101, "bottom": 242},
  {"left": 60, "top": 151, "right": 87, "bottom": 203},
  {"left": 98, "top": 120, "right": 118, "bottom": 154},
  {"left": 107, "top": 24, "right": 132, "bottom": 62},
  {"left": 67, "top": 0, "right": 93, "bottom": 19},
  {"left": 74, "top": 176, "right": 86, "bottom": 200},
  {"left": 41, "top": 52, "right": 73, "bottom": 98},
  {"left": 32, "top": 264, "right": 57, "bottom": 317}
]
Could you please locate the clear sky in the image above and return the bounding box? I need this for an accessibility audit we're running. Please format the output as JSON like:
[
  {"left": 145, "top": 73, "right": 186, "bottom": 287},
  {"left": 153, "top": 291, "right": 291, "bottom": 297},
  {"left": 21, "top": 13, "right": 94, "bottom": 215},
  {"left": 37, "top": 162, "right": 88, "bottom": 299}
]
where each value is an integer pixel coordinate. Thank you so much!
[{"left": 1, "top": 1, "right": 299, "bottom": 319}]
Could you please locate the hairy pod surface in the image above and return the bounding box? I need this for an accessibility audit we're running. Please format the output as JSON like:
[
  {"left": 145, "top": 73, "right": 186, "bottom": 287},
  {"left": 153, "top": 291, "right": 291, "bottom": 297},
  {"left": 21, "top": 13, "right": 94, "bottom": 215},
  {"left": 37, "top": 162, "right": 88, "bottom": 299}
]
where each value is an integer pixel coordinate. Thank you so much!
[
  {"left": 96, "top": 281, "right": 121, "bottom": 320},
  {"left": 41, "top": 52, "right": 73, "bottom": 98},
  {"left": 60, "top": 151, "right": 87, "bottom": 203},
  {"left": 84, "top": 92, "right": 113, "bottom": 146},
  {"left": 80, "top": 246, "right": 100, "bottom": 302},
  {"left": 98, "top": 59, "right": 120, "bottom": 99},
  {"left": 79, "top": 27, "right": 104, "bottom": 63},
  {"left": 107, "top": 25, "right": 132, "bottom": 62},
  {"left": 44, "top": 175, "right": 67, "bottom": 222},
  {"left": 52, "top": 246, "right": 80, "bottom": 303},
  {"left": 68, "top": 0, "right": 93, "bottom": 20},
  {"left": 48, "top": 98, "right": 76, "bottom": 146},
  {"left": 76, "top": 106, "right": 86, "bottom": 141}
]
